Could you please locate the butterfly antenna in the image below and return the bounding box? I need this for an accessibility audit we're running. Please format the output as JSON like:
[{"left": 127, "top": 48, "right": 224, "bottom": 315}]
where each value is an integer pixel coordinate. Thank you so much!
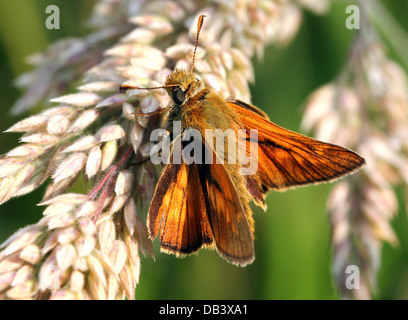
[
  {"left": 119, "top": 83, "right": 179, "bottom": 116},
  {"left": 121, "top": 15, "right": 206, "bottom": 92},
  {"left": 191, "top": 15, "right": 206, "bottom": 74},
  {"left": 119, "top": 83, "right": 178, "bottom": 93}
]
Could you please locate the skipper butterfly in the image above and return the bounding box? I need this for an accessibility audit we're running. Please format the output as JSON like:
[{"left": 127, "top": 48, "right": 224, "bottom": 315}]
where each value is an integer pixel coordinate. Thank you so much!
[{"left": 120, "top": 15, "right": 365, "bottom": 266}]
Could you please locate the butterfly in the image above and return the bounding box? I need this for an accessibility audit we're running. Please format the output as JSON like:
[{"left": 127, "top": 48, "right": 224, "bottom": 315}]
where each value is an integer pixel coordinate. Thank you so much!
[{"left": 120, "top": 15, "right": 365, "bottom": 266}]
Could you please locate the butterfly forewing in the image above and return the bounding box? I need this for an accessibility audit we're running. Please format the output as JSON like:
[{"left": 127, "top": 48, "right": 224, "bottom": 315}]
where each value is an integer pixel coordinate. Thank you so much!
[
  {"left": 198, "top": 141, "right": 254, "bottom": 266},
  {"left": 228, "top": 100, "right": 365, "bottom": 192}
]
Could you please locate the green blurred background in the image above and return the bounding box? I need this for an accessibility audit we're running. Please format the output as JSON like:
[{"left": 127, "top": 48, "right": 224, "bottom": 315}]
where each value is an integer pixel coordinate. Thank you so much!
[{"left": 0, "top": 0, "right": 408, "bottom": 300}]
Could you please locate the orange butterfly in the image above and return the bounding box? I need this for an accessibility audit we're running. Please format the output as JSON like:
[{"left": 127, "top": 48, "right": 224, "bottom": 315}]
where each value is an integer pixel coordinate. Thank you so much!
[{"left": 121, "top": 15, "right": 365, "bottom": 266}]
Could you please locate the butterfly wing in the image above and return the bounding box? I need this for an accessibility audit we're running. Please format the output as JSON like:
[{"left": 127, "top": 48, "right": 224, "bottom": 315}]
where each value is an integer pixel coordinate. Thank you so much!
[
  {"left": 148, "top": 159, "right": 214, "bottom": 256},
  {"left": 148, "top": 138, "right": 254, "bottom": 266},
  {"left": 228, "top": 99, "right": 365, "bottom": 194},
  {"left": 198, "top": 141, "right": 254, "bottom": 266}
]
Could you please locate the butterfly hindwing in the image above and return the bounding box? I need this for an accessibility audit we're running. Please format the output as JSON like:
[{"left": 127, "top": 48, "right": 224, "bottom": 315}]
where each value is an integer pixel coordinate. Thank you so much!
[{"left": 148, "top": 159, "right": 213, "bottom": 256}]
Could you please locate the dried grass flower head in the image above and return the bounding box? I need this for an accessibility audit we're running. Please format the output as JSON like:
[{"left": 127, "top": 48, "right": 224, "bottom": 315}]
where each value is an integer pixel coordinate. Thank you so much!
[{"left": 302, "top": 1, "right": 408, "bottom": 299}]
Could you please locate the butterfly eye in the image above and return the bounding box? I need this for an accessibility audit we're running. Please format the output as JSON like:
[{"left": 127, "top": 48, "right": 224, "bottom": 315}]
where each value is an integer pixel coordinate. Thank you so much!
[{"left": 172, "top": 88, "right": 185, "bottom": 105}]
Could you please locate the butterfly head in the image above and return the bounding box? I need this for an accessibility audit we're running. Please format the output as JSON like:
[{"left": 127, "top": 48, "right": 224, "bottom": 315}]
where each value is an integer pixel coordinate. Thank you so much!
[{"left": 164, "top": 69, "right": 203, "bottom": 106}]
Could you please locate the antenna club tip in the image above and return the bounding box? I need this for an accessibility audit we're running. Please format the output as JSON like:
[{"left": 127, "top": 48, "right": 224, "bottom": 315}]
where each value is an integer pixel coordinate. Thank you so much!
[{"left": 198, "top": 15, "right": 206, "bottom": 27}]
